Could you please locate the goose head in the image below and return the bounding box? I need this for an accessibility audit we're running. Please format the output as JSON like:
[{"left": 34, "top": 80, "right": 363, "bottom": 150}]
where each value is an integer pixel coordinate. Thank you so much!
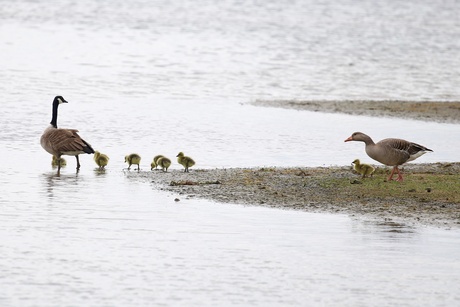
[
  {"left": 344, "top": 132, "right": 374, "bottom": 145},
  {"left": 54, "top": 96, "right": 68, "bottom": 105}
]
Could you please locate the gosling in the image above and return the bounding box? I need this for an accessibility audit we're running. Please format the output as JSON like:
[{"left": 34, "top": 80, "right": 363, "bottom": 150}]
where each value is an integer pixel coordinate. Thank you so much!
[
  {"left": 51, "top": 156, "right": 67, "bottom": 168},
  {"left": 156, "top": 156, "right": 171, "bottom": 172},
  {"left": 94, "top": 151, "right": 109, "bottom": 170},
  {"left": 351, "top": 159, "right": 375, "bottom": 178},
  {"left": 176, "top": 152, "right": 195, "bottom": 173},
  {"left": 125, "top": 153, "right": 141, "bottom": 170},
  {"left": 151, "top": 154, "right": 165, "bottom": 170}
]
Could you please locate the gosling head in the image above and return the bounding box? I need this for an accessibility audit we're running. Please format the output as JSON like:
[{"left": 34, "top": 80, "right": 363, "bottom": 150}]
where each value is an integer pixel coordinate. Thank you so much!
[
  {"left": 176, "top": 152, "right": 184, "bottom": 158},
  {"left": 352, "top": 159, "right": 360, "bottom": 165}
]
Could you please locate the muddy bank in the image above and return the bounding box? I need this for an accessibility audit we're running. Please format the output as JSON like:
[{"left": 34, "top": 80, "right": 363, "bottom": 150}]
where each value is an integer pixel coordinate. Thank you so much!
[
  {"left": 127, "top": 162, "right": 460, "bottom": 229},
  {"left": 251, "top": 100, "right": 460, "bottom": 123}
]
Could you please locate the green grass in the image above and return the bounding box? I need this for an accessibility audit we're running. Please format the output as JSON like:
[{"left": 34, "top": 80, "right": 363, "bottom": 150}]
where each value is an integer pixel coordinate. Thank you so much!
[{"left": 326, "top": 173, "right": 460, "bottom": 204}]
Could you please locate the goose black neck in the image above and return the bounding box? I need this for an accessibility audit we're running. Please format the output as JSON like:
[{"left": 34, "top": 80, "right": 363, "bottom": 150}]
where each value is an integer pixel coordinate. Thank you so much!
[{"left": 50, "top": 101, "right": 59, "bottom": 128}]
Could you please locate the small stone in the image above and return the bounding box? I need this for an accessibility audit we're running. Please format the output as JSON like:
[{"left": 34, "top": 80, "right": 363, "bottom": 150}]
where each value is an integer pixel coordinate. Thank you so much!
[
  {"left": 174, "top": 198, "right": 180, "bottom": 202},
  {"left": 408, "top": 189, "right": 416, "bottom": 192},
  {"left": 425, "top": 187, "right": 432, "bottom": 192}
]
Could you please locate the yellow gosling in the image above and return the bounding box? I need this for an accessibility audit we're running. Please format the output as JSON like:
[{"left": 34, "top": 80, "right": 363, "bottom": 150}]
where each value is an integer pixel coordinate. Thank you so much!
[
  {"left": 125, "top": 153, "right": 141, "bottom": 171},
  {"left": 151, "top": 155, "right": 164, "bottom": 170},
  {"left": 351, "top": 159, "right": 375, "bottom": 178},
  {"left": 52, "top": 155, "right": 67, "bottom": 168},
  {"left": 157, "top": 156, "right": 172, "bottom": 172},
  {"left": 176, "top": 152, "right": 195, "bottom": 173},
  {"left": 94, "top": 151, "right": 110, "bottom": 170}
]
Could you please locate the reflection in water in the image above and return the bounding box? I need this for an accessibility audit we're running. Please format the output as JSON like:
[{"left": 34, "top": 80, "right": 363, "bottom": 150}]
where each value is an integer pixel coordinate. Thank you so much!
[
  {"left": 41, "top": 171, "right": 81, "bottom": 200},
  {"left": 351, "top": 219, "right": 417, "bottom": 237}
]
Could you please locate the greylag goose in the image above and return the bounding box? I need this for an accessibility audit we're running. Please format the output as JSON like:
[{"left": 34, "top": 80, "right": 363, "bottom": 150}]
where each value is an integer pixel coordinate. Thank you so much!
[
  {"left": 156, "top": 156, "right": 171, "bottom": 172},
  {"left": 351, "top": 159, "right": 375, "bottom": 178},
  {"left": 94, "top": 151, "right": 109, "bottom": 170},
  {"left": 176, "top": 152, "right": 195, "bottom": 172},
  {"left": 345, "top": 132, "right": 433, "bottom": 181},
  {"left": 41, "top": 96, "right": 95, "bottom": 173},
  {"left": 125, "top": 153, "right": 141, "bottom": 170}
]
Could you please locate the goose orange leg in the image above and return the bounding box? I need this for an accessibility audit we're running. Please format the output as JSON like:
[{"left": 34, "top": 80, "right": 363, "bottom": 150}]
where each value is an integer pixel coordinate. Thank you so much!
[
  {"left": 388, "top": 166, "right": 404, "bottom": 181},
  {"left": 395, "top": 167, "right": 404, "bottom": 181}
]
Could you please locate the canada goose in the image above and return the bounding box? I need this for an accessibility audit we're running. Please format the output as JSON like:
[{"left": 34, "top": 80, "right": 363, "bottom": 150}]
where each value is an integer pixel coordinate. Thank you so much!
[
  {"left": 151, "top": 155, "right": 164, "bottom": 170},
  {"left": 351, "top": 159, "right": 375, "bottom": 178},
  {"left": 40, "top": 96, "right": 95, "bottom": 173},
  {"left": 345, "top": 132, "right": 432, "bottom": 181},
  {"left": 94, "top": 151, "right": 109, "bottom": 170},
  {"left": 51, "top": 155, "right": 67, "bottom": 168},
  {"left": 176, "top": 152, "right": 195, "bottom": 172},
  {"left": 125, "top": 153, "right": 141, "bottom": 170},
  {"left": 156, "top": 156, "right": 171, "bottom": 172}
]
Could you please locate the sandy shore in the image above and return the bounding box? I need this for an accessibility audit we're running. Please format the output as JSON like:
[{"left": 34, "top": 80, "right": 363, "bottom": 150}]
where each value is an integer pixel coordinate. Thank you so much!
[
  {"left": 252, "top": 100, "right": 460, "bottom": 123},
  {"left": 127, "top": 100, "right": 460, "bottom": 229},
  {"left": 127, "top": 162, "right": 460, "bottom": 229}
]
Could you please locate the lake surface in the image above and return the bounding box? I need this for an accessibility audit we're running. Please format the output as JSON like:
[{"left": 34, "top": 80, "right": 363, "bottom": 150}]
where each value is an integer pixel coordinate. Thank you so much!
[{"left": 1, "top": 0, "right": 460, "bottom": 306}]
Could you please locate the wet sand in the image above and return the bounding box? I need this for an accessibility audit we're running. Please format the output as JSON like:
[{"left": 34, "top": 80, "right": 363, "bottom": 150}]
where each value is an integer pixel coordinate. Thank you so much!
[
  {"left": 130, "top": 162, "right": 460, "bottom": 230},
  {"left": 130, "top": 100, "right": 460, "bottom": 229}
]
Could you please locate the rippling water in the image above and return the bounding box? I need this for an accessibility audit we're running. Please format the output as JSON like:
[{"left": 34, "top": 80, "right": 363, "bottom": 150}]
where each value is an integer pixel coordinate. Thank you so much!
[
  {"left": 1, "top": 0, "right": 460, "bottom": 101},
  {"left": 1, "top": 0, "right": 460, "bottom": 306}
]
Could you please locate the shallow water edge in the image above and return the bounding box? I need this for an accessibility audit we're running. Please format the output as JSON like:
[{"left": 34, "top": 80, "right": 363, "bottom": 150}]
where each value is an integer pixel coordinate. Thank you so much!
[{"left": 123, "top": 162, "right": 460, "bottom": 230}]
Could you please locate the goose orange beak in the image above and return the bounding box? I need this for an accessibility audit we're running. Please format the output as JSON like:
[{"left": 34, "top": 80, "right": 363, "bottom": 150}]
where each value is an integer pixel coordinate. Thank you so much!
[{"left": 344, "top": 136, "right": 353, "bottom": 142}]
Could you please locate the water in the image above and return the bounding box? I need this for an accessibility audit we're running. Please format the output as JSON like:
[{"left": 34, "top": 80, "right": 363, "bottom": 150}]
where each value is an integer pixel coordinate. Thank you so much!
[{"left": 1, "top": 0, "right": 460, "bottom": 306}]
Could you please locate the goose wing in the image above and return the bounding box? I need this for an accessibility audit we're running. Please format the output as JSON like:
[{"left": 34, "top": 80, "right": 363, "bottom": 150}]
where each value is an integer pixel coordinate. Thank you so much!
[
  {"left": 45, "top": 128, "right": 93, "bottom": 155},
  {"left": 374, "top": 138, "right": 411, "bottom": 165}
]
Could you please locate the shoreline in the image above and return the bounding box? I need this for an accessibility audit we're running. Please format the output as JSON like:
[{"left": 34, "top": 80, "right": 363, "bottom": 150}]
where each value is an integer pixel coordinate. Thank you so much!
[
  {"left": 128, "top": 162, "right": 460, "bottom": 229},
  {"left": 251, "top": 100, "right": 460, "bottom": 124},
  {"left": 128, "top": 100, "right": 460, "bottom": 229}
]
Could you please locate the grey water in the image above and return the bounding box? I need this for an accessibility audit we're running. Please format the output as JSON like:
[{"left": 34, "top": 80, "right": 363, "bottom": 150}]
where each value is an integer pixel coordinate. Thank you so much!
[{"left": 1, "top": 0, "right": 460, "bottom": 306}]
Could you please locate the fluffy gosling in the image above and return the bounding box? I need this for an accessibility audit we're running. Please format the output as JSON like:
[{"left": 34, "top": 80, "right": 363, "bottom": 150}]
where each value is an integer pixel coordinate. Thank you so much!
[
  {"left": 94, "top": 151, "right": 109, "bottom": 170},
  {"left": 157, "top": 156, "right": 171, "bottom": 172},
  {"left": 52, "top": 156, "right": 67, "bottom": 168},
  {"left": 351, "top": 159, "right": 375, "bottom": 178},
  {"left": 151, "top": 154, "right": 165, "bottom": 170},
  {"left": 125, "top": 153, "right": 141, "bottom": 170},
  {"left": 176, "top": 152, "right": 195, "bottom": 173}
]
